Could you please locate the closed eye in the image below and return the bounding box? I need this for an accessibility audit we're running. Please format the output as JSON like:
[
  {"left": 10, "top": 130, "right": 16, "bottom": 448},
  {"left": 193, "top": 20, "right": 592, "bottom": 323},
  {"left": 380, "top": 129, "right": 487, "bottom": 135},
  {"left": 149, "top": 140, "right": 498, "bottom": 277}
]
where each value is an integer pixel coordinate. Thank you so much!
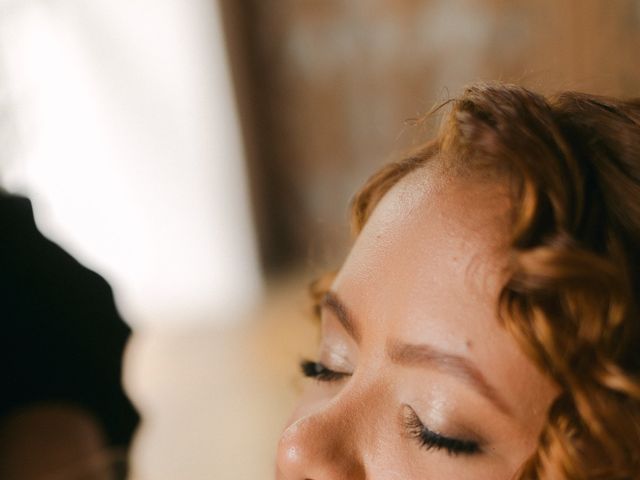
[
  {"left": 300, "top": 359, "right": 350, "bottom": 382},
  {"left": 403, "top": 406, "right": 481, "bottom": 456}
]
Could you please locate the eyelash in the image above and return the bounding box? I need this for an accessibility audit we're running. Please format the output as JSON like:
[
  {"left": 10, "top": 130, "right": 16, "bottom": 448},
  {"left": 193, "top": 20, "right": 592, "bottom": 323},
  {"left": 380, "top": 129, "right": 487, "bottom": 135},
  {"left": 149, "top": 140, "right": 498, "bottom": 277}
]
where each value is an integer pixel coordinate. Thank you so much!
[
  {"left": 404, "top": 408, "right": 480, "bottom": 456},
  {"left": 300, "top": 360, "right": 350, "bottom": 382},
  {"left": 301, "top": 360, "right": 480, "bottom": 457}
]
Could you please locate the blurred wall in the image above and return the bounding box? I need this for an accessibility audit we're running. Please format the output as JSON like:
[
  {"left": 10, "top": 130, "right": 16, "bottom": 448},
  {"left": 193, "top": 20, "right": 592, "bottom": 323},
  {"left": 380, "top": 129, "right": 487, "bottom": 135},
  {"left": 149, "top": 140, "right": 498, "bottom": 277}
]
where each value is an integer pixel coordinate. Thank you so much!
[
  {"left": 0, "top": 0, "right": 261, "bottom": 328},
  {"left": 225, "top": 0, "right": 640, "bottom": 273}
]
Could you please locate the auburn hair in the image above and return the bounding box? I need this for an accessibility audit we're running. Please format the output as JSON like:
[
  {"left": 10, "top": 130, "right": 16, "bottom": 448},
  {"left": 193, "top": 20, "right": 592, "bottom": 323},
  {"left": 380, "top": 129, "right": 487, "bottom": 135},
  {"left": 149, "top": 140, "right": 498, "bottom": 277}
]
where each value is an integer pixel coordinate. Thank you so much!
[{"left": 348, "top": 83, "right": 640, "bottom": 479}]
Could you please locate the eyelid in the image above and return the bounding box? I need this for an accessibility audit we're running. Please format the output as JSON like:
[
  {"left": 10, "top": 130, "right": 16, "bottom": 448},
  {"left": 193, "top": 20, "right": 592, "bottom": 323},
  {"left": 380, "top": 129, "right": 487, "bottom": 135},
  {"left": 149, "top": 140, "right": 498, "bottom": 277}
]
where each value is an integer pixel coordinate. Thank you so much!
[
  {"left": 300, "top": 359, "right": 351, "bottom": 382},
  {"left": 402, "top": 405, "right": 482, "bottom": 456},
  {"left": 318, "top": 315, "right": 357, "bottom": 369}
]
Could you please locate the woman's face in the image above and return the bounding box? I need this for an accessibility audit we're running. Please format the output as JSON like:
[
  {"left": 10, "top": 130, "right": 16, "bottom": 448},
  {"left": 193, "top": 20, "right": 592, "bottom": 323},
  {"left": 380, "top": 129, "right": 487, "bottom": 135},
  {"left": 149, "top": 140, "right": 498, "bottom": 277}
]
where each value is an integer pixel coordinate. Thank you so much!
[{"left": 276, "top": 168, "right": 557, "bottom": 479}]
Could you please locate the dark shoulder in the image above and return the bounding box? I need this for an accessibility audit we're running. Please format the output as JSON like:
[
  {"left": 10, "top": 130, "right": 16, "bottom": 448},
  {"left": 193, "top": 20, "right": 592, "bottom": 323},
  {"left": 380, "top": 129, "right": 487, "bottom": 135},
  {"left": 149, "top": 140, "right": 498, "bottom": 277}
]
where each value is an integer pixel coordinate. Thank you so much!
[{"left": 0, "top": 192, "right": 38, "bottom": 237}]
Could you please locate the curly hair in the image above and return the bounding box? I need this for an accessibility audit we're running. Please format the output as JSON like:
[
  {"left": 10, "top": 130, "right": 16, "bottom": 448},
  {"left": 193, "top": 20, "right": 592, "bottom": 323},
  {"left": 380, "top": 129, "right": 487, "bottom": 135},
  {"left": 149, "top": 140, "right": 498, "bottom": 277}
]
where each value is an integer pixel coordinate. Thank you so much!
[{"left": 348, "top": 83, "right": 640, "bottom": 479}]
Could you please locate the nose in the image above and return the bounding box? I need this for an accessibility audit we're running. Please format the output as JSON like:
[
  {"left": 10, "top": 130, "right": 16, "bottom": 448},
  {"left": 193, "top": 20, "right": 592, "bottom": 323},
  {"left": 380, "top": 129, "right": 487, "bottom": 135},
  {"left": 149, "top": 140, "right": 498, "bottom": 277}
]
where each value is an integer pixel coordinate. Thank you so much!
[{"left": 276, "top": 406, "right": 366, "bottom": 480}]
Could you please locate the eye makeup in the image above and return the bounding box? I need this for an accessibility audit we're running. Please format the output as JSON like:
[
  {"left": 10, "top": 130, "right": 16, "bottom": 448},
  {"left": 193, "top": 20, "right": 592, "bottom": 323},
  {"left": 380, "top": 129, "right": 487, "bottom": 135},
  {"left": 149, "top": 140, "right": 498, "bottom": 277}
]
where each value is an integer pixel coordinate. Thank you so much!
[
  {"left": 300, "top": 359, "right": 483, "bottom": 458},
  {"left": 300, "top": 359, "right": 350, "bottom": 382},
  {"left": 403, "top": 405, "right": 481, "bottom": 456}
]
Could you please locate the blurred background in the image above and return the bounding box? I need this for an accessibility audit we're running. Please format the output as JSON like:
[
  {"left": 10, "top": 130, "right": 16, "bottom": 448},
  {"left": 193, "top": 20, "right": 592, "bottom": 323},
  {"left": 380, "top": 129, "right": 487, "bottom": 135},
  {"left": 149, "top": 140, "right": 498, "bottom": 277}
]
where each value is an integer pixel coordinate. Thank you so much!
[{"left": 0, "top": 0, "right": 639, "bottom": 478}]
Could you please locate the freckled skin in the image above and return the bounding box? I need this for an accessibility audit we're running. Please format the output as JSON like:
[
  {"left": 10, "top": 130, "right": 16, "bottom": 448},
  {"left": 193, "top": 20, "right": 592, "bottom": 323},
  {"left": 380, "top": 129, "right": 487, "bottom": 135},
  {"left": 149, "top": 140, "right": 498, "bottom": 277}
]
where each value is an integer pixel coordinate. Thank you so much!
[{"left": 276, "top": 168, "right": 557, "bottom": 479}]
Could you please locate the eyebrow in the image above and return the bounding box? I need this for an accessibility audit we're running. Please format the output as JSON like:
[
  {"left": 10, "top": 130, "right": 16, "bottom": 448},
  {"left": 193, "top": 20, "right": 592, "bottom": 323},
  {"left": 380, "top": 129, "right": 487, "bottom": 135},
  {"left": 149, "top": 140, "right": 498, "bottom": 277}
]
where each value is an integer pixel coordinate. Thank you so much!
[
  {"left": 321, "top": 291, "right": 362, "bottom": 343},
  {"left": 320, "top": 291, "right": 513, "bottom": 417},
  {"left": 387, "top": 342, "right": 512, "bottom": 416}
]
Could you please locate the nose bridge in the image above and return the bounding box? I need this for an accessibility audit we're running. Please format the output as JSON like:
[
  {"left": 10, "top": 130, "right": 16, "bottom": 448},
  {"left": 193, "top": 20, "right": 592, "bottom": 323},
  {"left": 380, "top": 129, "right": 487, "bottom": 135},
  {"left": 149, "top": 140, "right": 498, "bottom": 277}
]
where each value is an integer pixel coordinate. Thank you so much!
[{"left": 277, "top": 381, "right": 382, "bottom": 479}]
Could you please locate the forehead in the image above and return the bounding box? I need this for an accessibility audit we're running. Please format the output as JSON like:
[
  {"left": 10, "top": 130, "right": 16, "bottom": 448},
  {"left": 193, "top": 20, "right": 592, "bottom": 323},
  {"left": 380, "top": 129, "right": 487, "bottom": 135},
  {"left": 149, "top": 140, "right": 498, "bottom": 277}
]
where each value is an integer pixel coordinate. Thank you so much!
[
  {"left": 336, "top": 166, "right": 511, "bottom": 331},
  {"left": 333, "top": 167, "right": 551, "bottom": 425}
]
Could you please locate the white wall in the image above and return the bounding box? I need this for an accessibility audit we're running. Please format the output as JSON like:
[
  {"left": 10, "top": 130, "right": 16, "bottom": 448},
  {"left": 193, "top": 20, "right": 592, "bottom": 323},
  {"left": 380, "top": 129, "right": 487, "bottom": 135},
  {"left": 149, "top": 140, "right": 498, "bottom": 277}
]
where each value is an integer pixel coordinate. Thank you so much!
[{"left": 0, "top": 0, "right": 262, "bottom": 328}]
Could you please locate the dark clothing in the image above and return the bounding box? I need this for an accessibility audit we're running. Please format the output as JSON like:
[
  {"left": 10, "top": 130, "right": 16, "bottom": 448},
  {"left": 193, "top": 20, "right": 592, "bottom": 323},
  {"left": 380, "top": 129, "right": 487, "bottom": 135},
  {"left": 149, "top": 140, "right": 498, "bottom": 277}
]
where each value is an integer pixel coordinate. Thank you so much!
[{"left": 0, "top": 193, "right": 139, "bottom": 446}]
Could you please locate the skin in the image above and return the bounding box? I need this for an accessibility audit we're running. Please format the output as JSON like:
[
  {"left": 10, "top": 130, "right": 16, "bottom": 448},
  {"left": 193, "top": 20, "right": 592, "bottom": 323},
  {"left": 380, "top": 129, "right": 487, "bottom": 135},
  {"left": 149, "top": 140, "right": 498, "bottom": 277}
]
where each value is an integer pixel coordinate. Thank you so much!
[
  {"left": 276, "top": 166, "right": 558, "bottom": 479},
  {"left": 0, "top": 404, "right": 113, "bottom": 480}
]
